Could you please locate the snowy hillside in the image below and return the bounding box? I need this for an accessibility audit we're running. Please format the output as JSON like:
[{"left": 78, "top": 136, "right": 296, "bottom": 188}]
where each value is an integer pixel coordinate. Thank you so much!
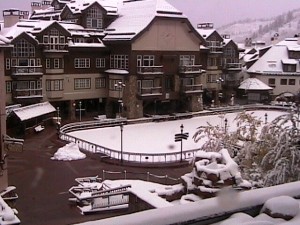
[{"left": 218, "top": 8, "right": 300, "bottom": 45}]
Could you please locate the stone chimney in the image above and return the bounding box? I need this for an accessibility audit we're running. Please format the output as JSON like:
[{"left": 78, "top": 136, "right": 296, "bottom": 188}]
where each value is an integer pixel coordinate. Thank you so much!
[
  {"left": 20, "top": 11, "right": 29, "bottom": 19},
  {"left": 41, "top": 1, "right": 52, "bottom": 10},
  {"left": 197, "top": 23, "right": 214, "bottom": 29},
  {"left": 3, "top": 9, "right": 21, "bottom": 28},
  {"left": 31, "top": 2, "right": 42, "bottom": 13}
]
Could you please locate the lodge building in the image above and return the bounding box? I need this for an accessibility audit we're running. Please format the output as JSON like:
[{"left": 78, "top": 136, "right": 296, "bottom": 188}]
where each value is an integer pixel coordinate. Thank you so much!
[{"left": 0, "top": 0, "right": 242, "bottom": 120}]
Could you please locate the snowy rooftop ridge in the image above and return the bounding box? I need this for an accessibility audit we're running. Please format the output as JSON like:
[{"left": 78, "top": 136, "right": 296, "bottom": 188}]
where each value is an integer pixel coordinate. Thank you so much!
[
  {"left": 238, "top": 78, "right": 272, "bottom": 91},
  {"left": 12, "top": 101, "right": 56, "bottom": 121},
  {"left": 104, "top": 0, "right": 186, "bottom": 41}
]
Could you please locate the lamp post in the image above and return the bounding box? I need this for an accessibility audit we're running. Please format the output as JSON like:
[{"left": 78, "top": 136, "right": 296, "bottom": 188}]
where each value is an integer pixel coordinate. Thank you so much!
[
  {"left": 264, "top": 113, "right": 268, "bottom": 124},
  {"left": 216, "top": 77, "right": 224, "bottom": 106},
  {"left": 120, "top": 123, "right": 124, "bottom": 164},
  {"left": 180, "top": 124, "right": 184, "bottom": 162},
  {"left": 57, "top": 107, "right": 60, "bottom": 122},
  {"left": 115, "top": 81, "right": 126, "bottom": 118},
  {"left": 79, "top": 101, "right": 82, "bottom": 122},
  {"left": 224, "top": 118, "right": 228, "bottom": 133}
]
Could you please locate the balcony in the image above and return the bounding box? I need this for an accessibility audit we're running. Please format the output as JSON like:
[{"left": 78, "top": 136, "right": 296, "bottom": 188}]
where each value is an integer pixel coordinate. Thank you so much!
[
  {"left": 137, "top": 87, "right": 163, "bottom": 98},
  {"left": 13, "top": 88, "right": 43, "bottom": 100},
  {"left": 223, "top": 63, "right": 242, "bottom": 71},
  {"left": 137, "top": 66, "right": 163, "bottom": 75},
  {"left": 179, "top": 65, "right": 203, "bottom": 75},
  {"left": 11, "top": 66, "right": 43, "bottom": 76},
  {"left": 43, "top": 44, "right": 68, "bottom": 53},
  {"left": 181, "top": 84, "right": 203, "bottom": 94}
]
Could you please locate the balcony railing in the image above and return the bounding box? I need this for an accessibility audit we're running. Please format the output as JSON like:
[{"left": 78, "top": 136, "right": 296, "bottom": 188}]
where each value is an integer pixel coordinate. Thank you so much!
[
  {"left": 137, "top": 66, "right": 163, "bottom": 75},
  {"left": 182, "top": 84, "right": 203, "bottom": 94},
  {"left": 13, "top": 88, "right": 43, "bottom": 99},
  {"left": 138, "top": 87, "right": 162, "bottom": 97},
  {"left": 179, "top": 65, "right": 203, "bottom": 74},
  {"left": 43, "top": 44, "right": 68, "bottom": 52},
  {"left": 224, "top": 63, "right": 242, "bottom": 71},
  {"left": 11, "top": 66, "right": 43, "bottom": 76}
]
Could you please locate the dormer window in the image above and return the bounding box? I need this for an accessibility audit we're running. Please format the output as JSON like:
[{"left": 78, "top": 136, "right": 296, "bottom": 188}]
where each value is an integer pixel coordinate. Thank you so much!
[
  {"left": 281, "top": 59, "right": 297, "bottom": 73},
  {"left": 86, "top": 6, "right": 103, "bottom": 29}
]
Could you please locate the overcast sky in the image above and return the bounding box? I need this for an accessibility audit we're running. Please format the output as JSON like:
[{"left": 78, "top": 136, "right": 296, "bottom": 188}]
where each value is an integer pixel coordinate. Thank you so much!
[{"left": 0, "top": 0, "right": 299, "bottom": 27}]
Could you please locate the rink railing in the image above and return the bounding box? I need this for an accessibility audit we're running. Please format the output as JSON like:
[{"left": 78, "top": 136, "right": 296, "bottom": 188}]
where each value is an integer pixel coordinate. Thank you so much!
[
  {"left": 59, "top": 104, "right": 291, "bottom": 165},
  {"left": 59, "top": 131, "right": 199, "bottom": 164}
]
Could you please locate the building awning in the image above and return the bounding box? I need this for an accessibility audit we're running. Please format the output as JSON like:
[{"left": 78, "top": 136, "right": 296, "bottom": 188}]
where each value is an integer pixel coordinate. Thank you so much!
[
  {"left": 105, "top": 69, "right": 129, "bottom": 75},
  {"left": 238, "top": 78, "right": 273, "bottom": 91},
  {"left": 12, "top": 102, "right": 56, "bottom": 121}
]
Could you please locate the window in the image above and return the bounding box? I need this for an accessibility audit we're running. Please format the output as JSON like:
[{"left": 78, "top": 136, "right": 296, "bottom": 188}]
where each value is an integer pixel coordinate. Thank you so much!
[
  {"left": 142, "top": 55, "right": 155, "bottom": 66},
  {"left": 95, "top": 77, "right": 106, "bottom": 88},
  {"left": 46, "top": 79, "right": 63, "bottom": 91},
  {"left": 289, "top": 79, "right": 295, "bottom": 85},
  {"left": 6, "top": 58, "right": 10, "bottom": 70},
  {"left": 74, "top": 78, "right": 91, "bottom": 89},
  {"left": 280, "top": 79, "right": 287, "bottom": 85},
  {"left": 96, "top": 58, "right": 105, "bottom": 68},
  {"left": 6, "top": 81, "right": 12, "bottom": 93},
  {"left": 224, "top": 46, "right": 235, "bottom": 57},
  {"left": 46, "top": 59, "right": 51, "bottom": 68},
  {"left": 109, "top": 79, "right": 122, "bottom": 90},
  {"left": 179, "top": 55, "right": 195, "bottom": 66},
  {"left": 207, "top": 57, "right": 218, "bottom": 66},
  {"left": 165, "top": 77, "right": 173, "bottom": 91},
  {"left": 207, "top": 74, "right": 218, "bottom": 83},
  {"left": 268, "top": 78, "right": 275, "bottom": 86},
  {"left": 182, "top": 78, "right": 194, "bottom": 86},
  {"left": 110, "top": 55, "right": 128, "bottom": 69},
  {"left": 12, "top": 38, "right": 35, "bottom": 57},
  {"left": 74, "top": 58, "right": 90, "bottom": 68},
  {"left": 54, "top": 59, "right": 60, "bottom": 69},
  {"left": 86, "top": 6, "right": 103, "bottom": 29}
]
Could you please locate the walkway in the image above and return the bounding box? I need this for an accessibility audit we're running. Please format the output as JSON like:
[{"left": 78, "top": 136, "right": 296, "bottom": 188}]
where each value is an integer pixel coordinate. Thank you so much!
[{"left": 7, "top": 125, "right": 192, "bottom": 225}]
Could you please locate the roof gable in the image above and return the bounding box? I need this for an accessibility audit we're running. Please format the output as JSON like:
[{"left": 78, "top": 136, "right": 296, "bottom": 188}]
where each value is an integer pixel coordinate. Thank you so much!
[{"left": 104, "top": 0, "right": 187, "bottom": 42}]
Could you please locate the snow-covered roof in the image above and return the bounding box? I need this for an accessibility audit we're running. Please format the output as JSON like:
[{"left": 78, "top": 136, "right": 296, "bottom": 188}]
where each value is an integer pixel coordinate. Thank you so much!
[
  {"left": 281, "top": 59, "right": 298, "bottom": 65},
  {"left": 12, "top": 102, "right": 56, "bottom": 121},
  {"left": 196, "top": 28, "right": 215, "bottom": 39},
  {"left": 247, "top": 38, "right": 300, "bottom": 75},
  {"left": 238, "top": 78, "right": 272, "bottom": 91},
  {"left": 103, "top": 0, "right": 186, "bottom": 41},
  {"left": 66, "top": 0, "right": 118, "bottom": 16},
  {"left": 0, "top": 19, "right": 104, "bottom": 44}
]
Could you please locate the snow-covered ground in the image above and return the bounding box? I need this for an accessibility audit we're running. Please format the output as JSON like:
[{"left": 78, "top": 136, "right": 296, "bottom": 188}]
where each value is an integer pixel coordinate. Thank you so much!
[{"left": 68, "top": 110, "right": 287, "bottom": 155}]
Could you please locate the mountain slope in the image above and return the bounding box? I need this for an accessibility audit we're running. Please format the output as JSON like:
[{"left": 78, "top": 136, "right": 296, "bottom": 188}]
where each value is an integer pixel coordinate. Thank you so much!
[{"left": 218, "top": 8, "right": 300, "bottom": 45}]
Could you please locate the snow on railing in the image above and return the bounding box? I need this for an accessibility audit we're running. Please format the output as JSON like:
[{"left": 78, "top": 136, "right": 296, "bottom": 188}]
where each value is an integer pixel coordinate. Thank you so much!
[{"left": 59, "top": 105, "right": 291, "bottom": 165}]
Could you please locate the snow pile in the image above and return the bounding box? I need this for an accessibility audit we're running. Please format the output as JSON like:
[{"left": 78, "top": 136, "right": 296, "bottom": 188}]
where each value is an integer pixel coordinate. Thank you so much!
[
  {"left": 51, "top": 142, "right": 86, "bottom": 161},
  {"left": 261, "top": 196, "right": 299, "bottom": 220},
  {"left": 216, "top": 195, "right": 300, "bottom": 225},
  {"left": 181, "top": 148, "right": 251, "bottom": 200}
]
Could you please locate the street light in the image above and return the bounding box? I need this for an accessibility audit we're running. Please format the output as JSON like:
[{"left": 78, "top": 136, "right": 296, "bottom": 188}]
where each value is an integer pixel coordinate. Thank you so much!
[
  {"left": 224, "top": 118, "right": 228, "bottom": 133},
  {"left": 79, "top": 101, "right": 82, "bottom": 121},
  {"left": 180, "top": 124, "right": 184, "bottom": 162},
  {"left": 216, "top": 77, "right": 224, "bottom": 106},
  {"left": 120, "top": 123, "right": 124, "bottom": 164},
  {"left": 115, "top": 81, "right": 126, "bottom": 118},
  {"left": 264, "top": 113, "right": 268, "bottom": 124}
]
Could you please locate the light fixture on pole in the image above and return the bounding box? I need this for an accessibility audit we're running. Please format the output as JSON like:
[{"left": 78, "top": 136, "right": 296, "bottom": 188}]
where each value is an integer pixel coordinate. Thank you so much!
[
  {"left": 120, "top": 123, "right": 124, "bottom": 164},
  {"left": 79, "top": 101, "right": 82, "bottom": 122},
  {"left": 264, "top": 113, "right": 268, "bottom": 124},
  {"left": 114, "top": 81, "right": 126, "bottom": 118},
  {"left": 224, "top": 118, "right": 228, "bottom": 133}
]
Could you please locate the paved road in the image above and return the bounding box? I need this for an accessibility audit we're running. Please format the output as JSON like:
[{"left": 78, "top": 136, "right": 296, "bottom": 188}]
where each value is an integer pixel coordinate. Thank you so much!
[{"left": 7, "top": 125, "right": 192, "bottom": 225}]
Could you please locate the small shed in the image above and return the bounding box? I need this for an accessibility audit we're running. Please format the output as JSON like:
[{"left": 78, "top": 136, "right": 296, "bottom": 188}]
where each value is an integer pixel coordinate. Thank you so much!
[
  {"left": 238, "top": 78, "right": 272, "bottom": 103},
  {"left": 8, "top": 102, "right": 56, "bottom": 135}
]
